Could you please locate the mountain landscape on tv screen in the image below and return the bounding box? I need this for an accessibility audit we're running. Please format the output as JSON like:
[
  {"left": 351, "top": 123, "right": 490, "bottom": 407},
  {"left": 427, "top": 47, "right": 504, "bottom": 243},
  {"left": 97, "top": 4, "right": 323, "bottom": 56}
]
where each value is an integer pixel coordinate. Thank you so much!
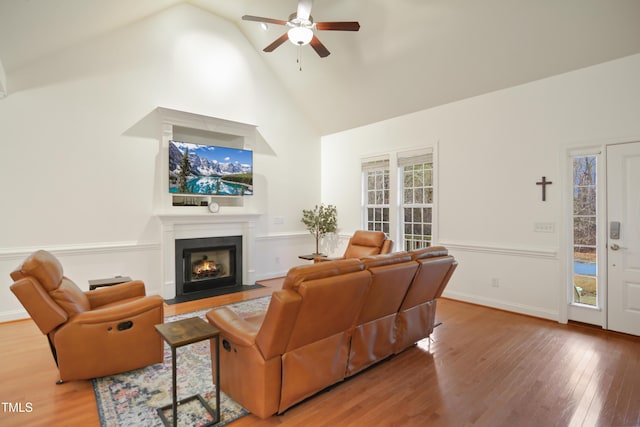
[{"left": 169, "top": 141, "right": 253, "bottom": 196}]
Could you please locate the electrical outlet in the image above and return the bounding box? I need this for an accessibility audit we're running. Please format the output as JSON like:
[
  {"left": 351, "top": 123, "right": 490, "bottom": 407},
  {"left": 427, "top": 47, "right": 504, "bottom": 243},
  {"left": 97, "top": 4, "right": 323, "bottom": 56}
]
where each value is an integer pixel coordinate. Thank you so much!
[
  {"left": 491, "top": 278, "right": 500, "bottom": 288},
  {"left": 273, "top": 216, "right": 284, "bottom": 225}
]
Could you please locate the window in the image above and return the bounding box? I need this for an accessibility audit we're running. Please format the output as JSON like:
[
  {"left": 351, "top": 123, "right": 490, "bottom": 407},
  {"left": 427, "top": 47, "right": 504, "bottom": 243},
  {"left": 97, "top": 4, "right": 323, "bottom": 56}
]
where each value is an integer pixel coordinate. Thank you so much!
[
  {"left": 362, "top": 159, "right": 390, "bottom": 234},
  {"left": 399, "top": 152, "right": 433, "bottom": 250},
  {"left": 361, "top": 149, "right": 435, "bottom": 248},
  {"left": 572, "top": 155, "right": 598, "bottom": 306}
]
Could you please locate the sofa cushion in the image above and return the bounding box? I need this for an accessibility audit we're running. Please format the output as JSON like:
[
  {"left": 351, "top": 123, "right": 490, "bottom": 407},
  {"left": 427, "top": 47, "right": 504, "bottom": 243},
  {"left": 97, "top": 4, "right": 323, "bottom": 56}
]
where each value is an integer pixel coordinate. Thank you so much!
[{"left": 49, "top": 278, "right": 91, "bottom": 316}]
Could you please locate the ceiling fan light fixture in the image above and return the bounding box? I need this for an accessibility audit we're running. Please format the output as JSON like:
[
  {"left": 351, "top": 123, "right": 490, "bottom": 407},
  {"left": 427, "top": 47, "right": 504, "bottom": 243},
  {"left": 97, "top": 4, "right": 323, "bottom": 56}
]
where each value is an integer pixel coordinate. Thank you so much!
[{"left": 288, "top": 26, "right": 313, "bottom": 46}]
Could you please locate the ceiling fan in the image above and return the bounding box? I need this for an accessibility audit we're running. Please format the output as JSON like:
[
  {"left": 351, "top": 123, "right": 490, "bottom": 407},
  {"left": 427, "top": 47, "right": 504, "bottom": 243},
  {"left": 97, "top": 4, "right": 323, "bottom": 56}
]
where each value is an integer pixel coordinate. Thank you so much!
[{"left": 242, "top": 0, "right": 360, "bottom": 58}]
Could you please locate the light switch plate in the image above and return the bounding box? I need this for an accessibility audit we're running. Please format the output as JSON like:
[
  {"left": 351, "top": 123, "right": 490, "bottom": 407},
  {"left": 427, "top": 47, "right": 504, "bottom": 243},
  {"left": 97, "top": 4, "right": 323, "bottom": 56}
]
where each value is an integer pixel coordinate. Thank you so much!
[{"left": 534, "top": 222, "right": 555, "bottom": 233}]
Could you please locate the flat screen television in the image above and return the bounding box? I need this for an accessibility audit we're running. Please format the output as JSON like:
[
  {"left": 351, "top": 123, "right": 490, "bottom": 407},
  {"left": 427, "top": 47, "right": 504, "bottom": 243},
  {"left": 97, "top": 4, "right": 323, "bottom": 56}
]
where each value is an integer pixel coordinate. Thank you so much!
[{"left": 169, "top": 140, "right": 253, "bottom": 196}]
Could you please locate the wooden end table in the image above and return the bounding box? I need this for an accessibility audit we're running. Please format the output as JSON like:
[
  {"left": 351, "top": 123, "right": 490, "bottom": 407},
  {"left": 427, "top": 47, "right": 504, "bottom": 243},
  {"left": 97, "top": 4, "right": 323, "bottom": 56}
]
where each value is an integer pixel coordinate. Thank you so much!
[
  {"left": 298, "top": 253, "right": 327, "bottom": 261},
  {"left": 154, "top": 317, "right": 221, "bottom": 427},
  {"left": 88, "top": 276, "right": 132, "bottom": 290}
]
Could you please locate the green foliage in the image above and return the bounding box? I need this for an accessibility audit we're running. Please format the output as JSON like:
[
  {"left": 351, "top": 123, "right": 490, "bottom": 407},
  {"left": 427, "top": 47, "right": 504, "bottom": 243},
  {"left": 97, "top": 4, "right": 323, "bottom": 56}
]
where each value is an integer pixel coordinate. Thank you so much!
[
  {"left": 224, "top": 173, "right": 253, "bottom": 185},
  {"left": 178, "top": 147, "right": 191, "bottom": 193},
  {"left": 301, "top": 204, "right": 338, "bottom": 254}
]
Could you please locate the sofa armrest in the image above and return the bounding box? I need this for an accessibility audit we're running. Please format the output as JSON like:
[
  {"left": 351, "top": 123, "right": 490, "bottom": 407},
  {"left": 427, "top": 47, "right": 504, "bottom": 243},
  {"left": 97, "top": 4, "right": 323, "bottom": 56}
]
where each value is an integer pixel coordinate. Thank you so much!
[
  {"left": 86, "top": 280, "right": 146, "bottom": 309},
  {"left": 53, "top": 295, "right": 164, "bottom": 381},
  {"left": 66, "top": 295, "right": 163, "bottom": 325},
  {"left": 206, "top": 307, "right": 259, "bottom": 347}
]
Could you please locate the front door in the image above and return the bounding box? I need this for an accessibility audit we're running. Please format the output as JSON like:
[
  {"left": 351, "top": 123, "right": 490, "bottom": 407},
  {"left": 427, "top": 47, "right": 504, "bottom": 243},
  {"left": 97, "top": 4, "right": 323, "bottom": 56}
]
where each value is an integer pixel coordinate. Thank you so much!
[{"left": 607, "top": 141, "right": 640, "bottom": 336}]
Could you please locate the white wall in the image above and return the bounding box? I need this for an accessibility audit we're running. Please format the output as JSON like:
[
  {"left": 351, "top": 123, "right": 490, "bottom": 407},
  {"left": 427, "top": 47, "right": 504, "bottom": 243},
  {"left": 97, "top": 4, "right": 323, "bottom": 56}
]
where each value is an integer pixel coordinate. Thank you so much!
[
  {"left": 3, "top": 4, "right": 639, "bottom": 324},
  {"left": 321, "top": 53, "right": 640, "bottom": 321},
  {"left": 0, "top": 4, "right": 317, "bottom": 321},
  {"left": 0, "top": 58, "right": 6, "bottom": 98}
]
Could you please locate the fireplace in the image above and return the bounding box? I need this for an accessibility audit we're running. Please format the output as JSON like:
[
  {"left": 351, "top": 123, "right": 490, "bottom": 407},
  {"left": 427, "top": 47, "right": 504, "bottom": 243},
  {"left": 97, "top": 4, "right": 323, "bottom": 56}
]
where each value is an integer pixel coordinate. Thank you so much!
[{"left": 175, "top": 236, "right": 242, "bottom": 297}]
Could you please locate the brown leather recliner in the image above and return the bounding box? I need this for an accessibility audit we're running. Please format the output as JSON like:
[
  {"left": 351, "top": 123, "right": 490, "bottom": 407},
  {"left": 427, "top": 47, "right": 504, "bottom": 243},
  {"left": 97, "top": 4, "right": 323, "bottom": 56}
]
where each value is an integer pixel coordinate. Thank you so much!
[
  {"left": 346, "top": 252, "right": 419, "bottom": 376},
  {"left": 315, "top": 230, "right": 393, "bottom": 262},
  {"left": 206, "top": 258, "right": 372, "bottom": 418},
  {"left": 9, "top": 250, "right": 164, "bottom": 382},
  {"left": 393, "top": 246, "right": 458, "bottom": 354}
]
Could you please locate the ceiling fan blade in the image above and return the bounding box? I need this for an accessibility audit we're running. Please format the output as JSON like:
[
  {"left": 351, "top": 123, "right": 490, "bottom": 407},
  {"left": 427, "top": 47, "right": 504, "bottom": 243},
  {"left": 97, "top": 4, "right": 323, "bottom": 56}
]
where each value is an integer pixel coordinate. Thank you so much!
[
  {"left": 242, "top": 15, "right": 287, "bottom": 26},
  {"left": 310, "top": 35, "right": 330, "bottom": 58},
  {"left": 263, "top": 33, "right": 290, "bottom": 52},
  {"left": 297, "top": 0, "right": 313, "bottom": 21},
  {"left": 316, "top": 21, "right": 360, "bottom": 31}
]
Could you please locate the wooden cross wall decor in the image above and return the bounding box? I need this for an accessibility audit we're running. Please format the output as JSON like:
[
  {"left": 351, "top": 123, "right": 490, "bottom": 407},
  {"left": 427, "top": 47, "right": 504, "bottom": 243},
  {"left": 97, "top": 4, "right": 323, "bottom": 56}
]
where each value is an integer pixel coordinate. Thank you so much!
[{"left": 536, "top": 176, "right": 552, "bottom": 201}]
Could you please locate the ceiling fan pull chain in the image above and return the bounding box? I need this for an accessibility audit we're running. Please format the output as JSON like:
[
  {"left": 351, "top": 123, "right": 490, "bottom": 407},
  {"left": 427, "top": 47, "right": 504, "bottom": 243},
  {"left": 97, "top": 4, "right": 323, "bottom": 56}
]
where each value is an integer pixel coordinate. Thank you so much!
[{"left": 297, "top": 45, "right": 303, "bottom": 71}]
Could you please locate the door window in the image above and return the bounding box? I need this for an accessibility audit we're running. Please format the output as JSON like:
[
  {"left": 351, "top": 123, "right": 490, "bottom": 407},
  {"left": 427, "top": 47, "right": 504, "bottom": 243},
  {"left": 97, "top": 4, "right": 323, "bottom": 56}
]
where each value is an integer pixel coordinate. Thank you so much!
[{"left": 572, "top": 155, "right": 598, "bottom": 306}]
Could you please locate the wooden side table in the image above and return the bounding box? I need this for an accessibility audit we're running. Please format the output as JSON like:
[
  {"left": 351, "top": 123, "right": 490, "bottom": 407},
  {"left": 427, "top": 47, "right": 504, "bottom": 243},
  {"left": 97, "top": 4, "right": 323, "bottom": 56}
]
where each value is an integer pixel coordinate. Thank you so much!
[
  {"left": 298, "top": 254, "right": 327, "bottom": 261},
  {"left": 154, "top": 317, "right": 221, "bottom": 427},
  {"left": 88, "top": 276, "right": 132, "bottom": 290}
]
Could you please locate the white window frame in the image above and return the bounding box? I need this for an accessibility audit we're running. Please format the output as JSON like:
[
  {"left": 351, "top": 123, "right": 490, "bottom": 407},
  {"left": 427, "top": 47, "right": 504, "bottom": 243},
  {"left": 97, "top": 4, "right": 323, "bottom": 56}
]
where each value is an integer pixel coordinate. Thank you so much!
[
  {"left": 398, "top": 150, "right": 434, "bottom": 251},
  {"left": 564, "top": 145, "right": 606, "bottom": 328},
  {"left": 570, "top": 153, "right": 599, "bottom": 308},
  {"left": 360, "top": 146, "right": 437, "bottom": 250},
  {"left": 362, "top": 157, "right": 390, "bottom": 235}
]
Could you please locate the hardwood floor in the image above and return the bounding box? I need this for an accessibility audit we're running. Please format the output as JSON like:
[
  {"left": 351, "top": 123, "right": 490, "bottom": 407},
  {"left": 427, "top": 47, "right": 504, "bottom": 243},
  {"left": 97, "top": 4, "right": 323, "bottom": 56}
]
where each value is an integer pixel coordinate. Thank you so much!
[{"left": 1, "top": 281, "right": 639, "bottom": 426}]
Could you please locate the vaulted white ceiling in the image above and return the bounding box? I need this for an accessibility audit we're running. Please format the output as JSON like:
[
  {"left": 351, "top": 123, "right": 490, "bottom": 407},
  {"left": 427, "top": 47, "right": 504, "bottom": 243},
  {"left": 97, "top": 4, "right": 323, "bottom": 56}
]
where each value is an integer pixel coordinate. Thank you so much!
[{"left": 1, "top": 0, "right": 640, "bottom": 135}]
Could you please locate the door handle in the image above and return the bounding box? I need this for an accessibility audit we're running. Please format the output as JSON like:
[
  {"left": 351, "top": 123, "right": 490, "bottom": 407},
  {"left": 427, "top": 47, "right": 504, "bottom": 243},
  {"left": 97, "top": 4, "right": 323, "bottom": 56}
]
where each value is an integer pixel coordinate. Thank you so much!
[{"left": 610, "top": 243, "right": 627, "bottom": 251}]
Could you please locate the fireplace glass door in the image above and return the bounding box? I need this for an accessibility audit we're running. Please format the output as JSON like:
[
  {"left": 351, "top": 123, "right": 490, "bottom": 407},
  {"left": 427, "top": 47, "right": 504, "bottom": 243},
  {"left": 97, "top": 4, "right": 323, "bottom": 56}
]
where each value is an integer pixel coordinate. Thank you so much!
[
  {"left": 186, "top": 248, "right": 232, "bottom": 283},
  {"left": 175, "top": 236, "right": 242, "bottom": 296}
]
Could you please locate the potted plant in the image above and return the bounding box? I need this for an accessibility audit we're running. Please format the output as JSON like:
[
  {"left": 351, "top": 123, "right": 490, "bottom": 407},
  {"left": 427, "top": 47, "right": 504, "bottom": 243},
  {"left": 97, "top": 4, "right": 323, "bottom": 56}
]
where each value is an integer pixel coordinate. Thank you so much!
[{"left": 301, "top": 204, "right": 337, "bottom": 255}]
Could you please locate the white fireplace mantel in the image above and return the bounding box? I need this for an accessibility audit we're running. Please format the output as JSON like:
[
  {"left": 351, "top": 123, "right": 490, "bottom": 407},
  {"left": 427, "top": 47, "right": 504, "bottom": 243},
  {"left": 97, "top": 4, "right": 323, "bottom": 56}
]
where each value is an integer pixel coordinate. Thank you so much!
[
  {"left": 156, "top": 212, "right": 261, "bottom": 299},
  {"left": 149, "top": 108, "right": 262, "bottom": 299}
]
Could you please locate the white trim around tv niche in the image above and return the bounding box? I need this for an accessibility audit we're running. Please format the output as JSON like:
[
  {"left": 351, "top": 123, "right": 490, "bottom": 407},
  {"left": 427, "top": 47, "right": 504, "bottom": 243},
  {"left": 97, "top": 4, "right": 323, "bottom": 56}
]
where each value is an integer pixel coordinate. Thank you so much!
[{"left": 154, "top": 107, "right": 258, "bottom": 214}]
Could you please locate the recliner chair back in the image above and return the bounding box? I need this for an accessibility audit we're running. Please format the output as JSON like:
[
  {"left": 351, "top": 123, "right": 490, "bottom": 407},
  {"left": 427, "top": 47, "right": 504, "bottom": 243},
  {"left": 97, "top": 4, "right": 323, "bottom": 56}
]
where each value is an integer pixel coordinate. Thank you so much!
[
  {"left": 10, "top": 276, "right": 68, "bottom": 335},
  {"left": 343, "top": 230, "right": 392, "bottom": 258},
  {"left": 347, "top": 252, "right": 419, "bottom": 376},
  {"left": 393, "top": 246, "right": 457, "bottom": 353},
  {"left": 10, "top": 250, "right": 91, "bottom": 332},
  {"left": 259, "top": 258, "right": 371, "bottom": 413}
]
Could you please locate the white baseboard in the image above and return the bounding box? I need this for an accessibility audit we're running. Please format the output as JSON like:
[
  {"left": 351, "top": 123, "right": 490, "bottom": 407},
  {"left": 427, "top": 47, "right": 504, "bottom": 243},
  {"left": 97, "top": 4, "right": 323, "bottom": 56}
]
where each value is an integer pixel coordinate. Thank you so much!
[{"left": 443, "top": 289, "right": 559, "bottom": 321}]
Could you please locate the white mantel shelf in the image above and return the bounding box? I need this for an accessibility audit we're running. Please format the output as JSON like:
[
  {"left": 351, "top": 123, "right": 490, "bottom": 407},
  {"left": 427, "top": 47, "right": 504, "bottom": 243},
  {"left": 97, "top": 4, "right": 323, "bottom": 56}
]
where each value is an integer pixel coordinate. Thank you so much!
[{"left": 155, "top": 212, "right": 262, "bottom": 224}]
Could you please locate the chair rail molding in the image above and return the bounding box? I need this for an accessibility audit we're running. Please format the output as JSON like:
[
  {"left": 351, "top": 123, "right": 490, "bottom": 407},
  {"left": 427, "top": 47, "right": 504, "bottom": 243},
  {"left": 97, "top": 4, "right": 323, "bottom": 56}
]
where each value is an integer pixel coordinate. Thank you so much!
[
  {"left": 437, "top": 240, "right": 557, "bottom": 259},
  {"left": 0, "top": 241, "right": 159, "bottom": 261}
]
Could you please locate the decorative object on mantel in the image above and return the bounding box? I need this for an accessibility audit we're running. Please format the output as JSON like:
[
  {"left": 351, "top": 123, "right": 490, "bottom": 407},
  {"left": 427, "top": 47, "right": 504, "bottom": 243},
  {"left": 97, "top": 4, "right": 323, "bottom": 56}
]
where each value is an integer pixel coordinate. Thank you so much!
[
  {"left": 208, "top": 201, "right": 220, "bottom": 213},
  {"left": 301, "top": 204, "right": 337, "bottom": 255},
  {"left": 173, "top": 196, "right": 207, "bottom": 207},
  {"left": 536, "top": 176, "right": 553, "bottom": 201}
]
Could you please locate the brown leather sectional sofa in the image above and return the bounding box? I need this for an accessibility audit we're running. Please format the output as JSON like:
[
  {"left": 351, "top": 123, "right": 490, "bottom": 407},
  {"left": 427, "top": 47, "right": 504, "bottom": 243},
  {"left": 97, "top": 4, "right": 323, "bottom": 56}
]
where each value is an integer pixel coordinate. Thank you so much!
[{"left": 206, "top": 246, "right": 457, "bottom": 419}]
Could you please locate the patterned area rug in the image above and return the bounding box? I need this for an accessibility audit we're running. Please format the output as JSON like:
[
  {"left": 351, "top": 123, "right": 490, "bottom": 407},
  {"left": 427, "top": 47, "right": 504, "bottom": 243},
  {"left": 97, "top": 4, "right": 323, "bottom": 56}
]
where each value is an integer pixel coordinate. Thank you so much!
[{"left": 93, "top": 296, "right": 271, "bottom": 427}]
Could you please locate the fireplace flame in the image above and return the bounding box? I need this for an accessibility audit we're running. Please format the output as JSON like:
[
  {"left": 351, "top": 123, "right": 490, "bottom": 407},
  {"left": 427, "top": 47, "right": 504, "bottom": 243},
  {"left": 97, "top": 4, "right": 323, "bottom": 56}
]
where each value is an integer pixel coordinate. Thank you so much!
[
  {"left": 194, "top": 260, "right": 219, "bottom": 275},
  {"left": 192, "top": 255, "right": 224, "bottom": 280}
]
